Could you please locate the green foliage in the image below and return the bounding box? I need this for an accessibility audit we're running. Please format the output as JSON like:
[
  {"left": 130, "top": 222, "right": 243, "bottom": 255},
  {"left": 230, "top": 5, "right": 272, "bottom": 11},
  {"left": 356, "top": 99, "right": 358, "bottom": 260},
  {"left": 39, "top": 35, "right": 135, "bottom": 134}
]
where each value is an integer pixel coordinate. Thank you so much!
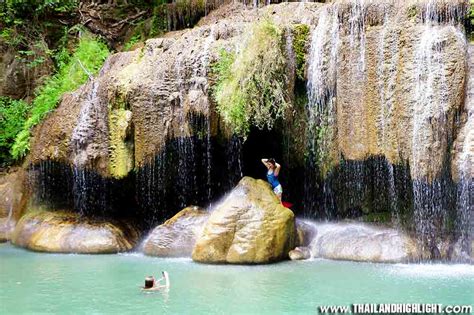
[
  {"left": 0, "top": 97, "right": 30, "bottom": 166},
  {"left": 124, "top": 34, "right": 142, "bottom": 51},
  {"left": 213, "top": 20, "right": 290, "bottom": 137},
  {"left": 150, "top": 4, "right": 168, "bottom": 37},
  {"left": 11, "top": 34, "right": 110, "bottom": 159},
  {"left": 292, "top": 24, "right": 310, "bottom": 82},
  {"left": 0, "top": 0, "right": 78, "bottom": 27}
]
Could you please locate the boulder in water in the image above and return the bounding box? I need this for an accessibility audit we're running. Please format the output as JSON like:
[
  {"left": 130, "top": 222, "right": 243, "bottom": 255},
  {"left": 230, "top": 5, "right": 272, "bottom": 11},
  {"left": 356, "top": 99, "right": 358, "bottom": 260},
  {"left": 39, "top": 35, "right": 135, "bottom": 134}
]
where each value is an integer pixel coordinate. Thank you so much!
[
  {"left": 310, "top": 222, "right": 419, "bottom": 263},
  {"left": 192, "top": 177, "right": 296, "bottom": 264},
  {"left": 0, "top": 170, "right": 28, "bottom": 242},
  {"left": 296, "top": 219, "right": 317, "bottom": 247},
  {"left": 142, "top": 206, "right": 209, "bottom": 257},
  {"left": 289, "top": 246, "right": 311, "bottom": 260},
  {"left": 12, "top": 209, "right": 139, "bottom": 253}
]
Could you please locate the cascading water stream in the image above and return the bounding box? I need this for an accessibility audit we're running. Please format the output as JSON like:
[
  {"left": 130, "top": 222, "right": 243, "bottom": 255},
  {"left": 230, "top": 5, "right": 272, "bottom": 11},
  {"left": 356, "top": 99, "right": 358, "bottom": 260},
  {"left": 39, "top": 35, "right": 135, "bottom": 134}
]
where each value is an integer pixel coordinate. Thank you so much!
[
  {"left": 305, "top": 5, "right": 340, "bottom": 218},
  {"left": 303, "top": 0, "right": 470, "bottom": 260},
  {"left": 376, "top": 10, "right": 401, "bottom": 222},
  {"left": 70, "top": 80, "right": 107, "bottom": 215},
  {"left": 454, "top": 42, "right": 474, "bottom": 260},
  {"left": 411, "top": 0, "right": 468, "bottom": 257}
]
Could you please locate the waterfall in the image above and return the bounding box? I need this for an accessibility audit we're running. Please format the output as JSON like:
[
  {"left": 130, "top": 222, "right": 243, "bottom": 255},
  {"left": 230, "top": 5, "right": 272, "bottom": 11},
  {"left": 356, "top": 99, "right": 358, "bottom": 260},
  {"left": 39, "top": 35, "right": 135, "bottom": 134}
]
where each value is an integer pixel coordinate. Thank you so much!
[
  {"left": 304, "top": 5, "right": 340, "bottom": 218},
  {"left": 135, "top": 26, "right": 244, "bottom": 225},
  {"left": 304, "top": 0, "right": 470, "bottom": 259},
  {"left": 70, "top": 80, "right": 110, "bottom": 216},
  {"left": 455, "top": 43, "right": 474, "bottom": 261},
  {"left": 411, "top": 1, "right": 468, "bottom": 257}
]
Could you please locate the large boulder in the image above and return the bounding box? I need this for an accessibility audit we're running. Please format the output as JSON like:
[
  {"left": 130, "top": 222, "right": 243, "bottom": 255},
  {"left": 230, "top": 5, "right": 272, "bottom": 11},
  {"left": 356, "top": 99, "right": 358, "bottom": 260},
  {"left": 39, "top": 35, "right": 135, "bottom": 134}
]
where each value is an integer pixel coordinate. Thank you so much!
[
  {"left": 310, "top": 222, "right": 419, "bottom": 263},
  {"left": 11, "top": 210, "right": 139, "bottom": 253},
  {"left": 192, "top": 177, "right": 296, "bottom": 264},
  {"left": 0, "top": 170, "right": 28, "bottom": 242},
  {"left": 142, "top": 206, "right": 209, "bottom": 257}
]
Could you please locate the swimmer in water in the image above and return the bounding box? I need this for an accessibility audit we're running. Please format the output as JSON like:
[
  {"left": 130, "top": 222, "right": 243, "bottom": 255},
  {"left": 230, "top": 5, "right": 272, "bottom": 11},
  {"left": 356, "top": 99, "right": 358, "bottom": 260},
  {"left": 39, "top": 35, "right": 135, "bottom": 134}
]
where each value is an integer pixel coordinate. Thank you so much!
[{"left": 141, "top": 271, "right": 170, "bottom": 291}]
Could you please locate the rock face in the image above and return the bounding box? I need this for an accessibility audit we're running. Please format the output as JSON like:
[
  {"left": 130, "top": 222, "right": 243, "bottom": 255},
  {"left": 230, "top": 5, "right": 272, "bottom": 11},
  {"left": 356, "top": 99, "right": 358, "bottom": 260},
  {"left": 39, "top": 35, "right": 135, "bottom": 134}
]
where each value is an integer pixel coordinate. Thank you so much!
[
  {"left": 27, "top": 3, "right": 320, "bottom": 178},
  {"left": 309, "top": 222, "right": 419, "bottom": 263},
  {"left": 0, "top": 43, "right": 53, "bottom": 101},
  {"left": 289, "top": 246, "right": 311, "bottom": 260},
  {"left": 0, "top": 170, "right": 28, "bottom": 242},
  {"left": 306, "top": 0, "right": 468, "bottom": 181},
  {"left": 192, "top": 177, "right": 296, "bottom": 264},
  {"left": 142, "top": 206, "right": 209, "bottom": 257},
  {"left": 12, "top": 210, "right": 139, "bottom": 253},
  {"left": 19, "top": 0, "right": 472, "bottom": 257},
  {"left": 295, "top": 219, "right": 317, "bottom": 247}
]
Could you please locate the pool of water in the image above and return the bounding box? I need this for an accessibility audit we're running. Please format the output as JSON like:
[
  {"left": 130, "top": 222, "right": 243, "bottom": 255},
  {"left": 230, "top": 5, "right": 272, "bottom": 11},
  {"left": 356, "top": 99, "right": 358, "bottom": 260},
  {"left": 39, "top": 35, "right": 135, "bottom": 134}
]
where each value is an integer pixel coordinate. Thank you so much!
[{"left": 1, "top": 243, "right": 473, "bottom": 314}]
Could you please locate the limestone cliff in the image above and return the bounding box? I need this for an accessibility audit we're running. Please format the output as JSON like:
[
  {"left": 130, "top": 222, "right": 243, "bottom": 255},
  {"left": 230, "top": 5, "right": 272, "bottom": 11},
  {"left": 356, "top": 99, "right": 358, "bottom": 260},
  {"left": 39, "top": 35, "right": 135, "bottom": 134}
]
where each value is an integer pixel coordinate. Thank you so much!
[{"left": 22, "top": 0, "right": 472, "bottom": 257}]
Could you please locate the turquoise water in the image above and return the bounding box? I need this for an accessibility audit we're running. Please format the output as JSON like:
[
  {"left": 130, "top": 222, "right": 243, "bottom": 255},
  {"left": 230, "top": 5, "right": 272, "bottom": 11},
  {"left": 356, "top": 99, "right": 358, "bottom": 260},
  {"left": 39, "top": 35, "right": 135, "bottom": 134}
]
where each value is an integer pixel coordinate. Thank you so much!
[{"left": 1, "top": 243, "right": 473, "bottom": 315}]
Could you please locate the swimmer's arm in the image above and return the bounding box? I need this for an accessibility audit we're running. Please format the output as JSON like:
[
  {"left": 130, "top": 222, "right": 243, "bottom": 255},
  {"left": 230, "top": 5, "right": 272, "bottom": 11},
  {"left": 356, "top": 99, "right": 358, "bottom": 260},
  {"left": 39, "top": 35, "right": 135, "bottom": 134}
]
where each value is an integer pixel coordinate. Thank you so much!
[{"left": 261, "top": 159, "right": 270, "bottom": 169}]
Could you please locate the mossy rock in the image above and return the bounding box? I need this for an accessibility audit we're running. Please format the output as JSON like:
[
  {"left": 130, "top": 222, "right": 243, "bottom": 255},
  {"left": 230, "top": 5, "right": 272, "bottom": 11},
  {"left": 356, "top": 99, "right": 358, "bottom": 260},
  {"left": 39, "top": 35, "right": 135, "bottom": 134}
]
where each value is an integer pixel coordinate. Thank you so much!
[
  {"left": 142, "top": 205, "right": 209, "bottom": 257},
  {"left": 192, "top": 177, "right": 296, "bottom": 264},
  {"left": 12, "top": 210, "right": 140, "bottom": 254}
]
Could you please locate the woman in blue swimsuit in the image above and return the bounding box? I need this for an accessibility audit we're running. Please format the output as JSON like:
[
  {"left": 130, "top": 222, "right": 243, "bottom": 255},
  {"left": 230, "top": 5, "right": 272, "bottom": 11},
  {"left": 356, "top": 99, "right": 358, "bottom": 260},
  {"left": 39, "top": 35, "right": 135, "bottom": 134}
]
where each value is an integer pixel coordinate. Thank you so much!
[{"left": 261, "top": 158, "right": 282, "bottom": 201}]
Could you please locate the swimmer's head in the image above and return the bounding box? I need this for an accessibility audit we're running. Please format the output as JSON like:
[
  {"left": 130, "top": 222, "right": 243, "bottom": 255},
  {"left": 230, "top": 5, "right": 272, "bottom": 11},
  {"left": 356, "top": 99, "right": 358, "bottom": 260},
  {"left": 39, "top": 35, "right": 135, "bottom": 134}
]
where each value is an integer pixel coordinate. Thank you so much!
[
  {"left": 144, "top": 276, "right": 154, "bottom": 289},
  {"left": 267, "top": 158, "right": 276, "bottom": 169}
]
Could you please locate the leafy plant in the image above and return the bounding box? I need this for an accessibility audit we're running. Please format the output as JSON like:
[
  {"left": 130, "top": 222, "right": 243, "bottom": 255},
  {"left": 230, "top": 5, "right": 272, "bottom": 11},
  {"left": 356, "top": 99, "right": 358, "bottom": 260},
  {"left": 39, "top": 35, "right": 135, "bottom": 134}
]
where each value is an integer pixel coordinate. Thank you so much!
[
  {"left": 292, "top": 24, "right": 310, "bottom": 82},
  {"left": 213, "top": 20, "right": 290, "bottom": 137},
  {"left": 124, "top": 34, "right": 142, "bottom": 51},
  {"left": 11, "top": 33, "right": 110, "bottom": 159},
  {"left": 0, "top": 97, "right": 30, "bottom": 166}
]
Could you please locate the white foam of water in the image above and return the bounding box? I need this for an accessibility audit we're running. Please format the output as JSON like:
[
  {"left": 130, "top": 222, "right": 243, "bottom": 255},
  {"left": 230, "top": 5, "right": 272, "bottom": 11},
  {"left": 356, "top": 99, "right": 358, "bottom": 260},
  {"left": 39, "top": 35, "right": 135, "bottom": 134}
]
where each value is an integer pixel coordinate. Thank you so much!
[{"left": 387, "top": 263, "right": 474, "bottom": 278}]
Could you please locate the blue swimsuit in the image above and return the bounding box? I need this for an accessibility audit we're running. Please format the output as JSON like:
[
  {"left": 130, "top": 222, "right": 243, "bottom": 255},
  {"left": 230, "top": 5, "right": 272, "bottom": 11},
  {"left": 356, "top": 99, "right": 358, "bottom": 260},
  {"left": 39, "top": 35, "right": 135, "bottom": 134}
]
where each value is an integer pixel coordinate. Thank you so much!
[{"left": 267, "top": 170, "right": 281, "bottom": 189}]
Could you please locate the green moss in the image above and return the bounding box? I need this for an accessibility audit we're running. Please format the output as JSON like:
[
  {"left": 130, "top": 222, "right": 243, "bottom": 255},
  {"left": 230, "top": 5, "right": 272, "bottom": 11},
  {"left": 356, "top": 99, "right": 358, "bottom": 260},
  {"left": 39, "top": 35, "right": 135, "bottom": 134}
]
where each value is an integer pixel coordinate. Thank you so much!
[
  {"left": 292, "top": 24, "right": 310, "bottom": 82},
  {"left": 11, "top": 33, "right": 110, "bottom": 160},
  {"left": 108, "top": 108, "right": 134, "bottom": 179},
  {"left": 213, "top": 20, "right": 290, "bottom": 137},
  {"left": 361, "top": 212, "right": 392, "bottom": 224},
  {"left": 407, "top": 5, "right": 418, "bottom": 20}
]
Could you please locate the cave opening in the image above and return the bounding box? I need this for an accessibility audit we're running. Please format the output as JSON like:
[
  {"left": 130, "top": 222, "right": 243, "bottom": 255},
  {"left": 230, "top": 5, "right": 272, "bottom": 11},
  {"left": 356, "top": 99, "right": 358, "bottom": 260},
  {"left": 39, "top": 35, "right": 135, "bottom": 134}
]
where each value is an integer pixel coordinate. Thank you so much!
[
  {"left": 240, "top": 127, "right": 305, "bottom": 214},
  {"left": 241, "top": 127, "right": 283, "bottom": 180}
]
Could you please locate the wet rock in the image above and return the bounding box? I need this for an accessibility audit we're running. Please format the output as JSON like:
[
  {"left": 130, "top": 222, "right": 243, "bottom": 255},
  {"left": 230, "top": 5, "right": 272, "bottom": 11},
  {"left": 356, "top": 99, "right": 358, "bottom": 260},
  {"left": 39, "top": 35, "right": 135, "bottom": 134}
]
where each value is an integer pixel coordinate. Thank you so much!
[
  {"left": 289, "top": 246, "right": 311, "bottom": 260},
  {"left": 0, "top": 170, "right": 28, "bottom": 242},
  {"left": 0, "top": 44, "right": 53, "bottom": 100},
  {"left": 142, "top": 206, "right": 209, "bottom": 257},
  {"left": 12, "top": 210, "right": 139, "bottom": 253},
  {"left": 310, "top": 222, "right": 419, "bottom": 263},
  {"left": 192, "top": 177, "right": 296, "bottom": 264},
  {"left": 296, "top": 219, "right": 317, "bottom": 247},
  {"left": 27, "top": 3, "right": 321, "bottom": 178}
]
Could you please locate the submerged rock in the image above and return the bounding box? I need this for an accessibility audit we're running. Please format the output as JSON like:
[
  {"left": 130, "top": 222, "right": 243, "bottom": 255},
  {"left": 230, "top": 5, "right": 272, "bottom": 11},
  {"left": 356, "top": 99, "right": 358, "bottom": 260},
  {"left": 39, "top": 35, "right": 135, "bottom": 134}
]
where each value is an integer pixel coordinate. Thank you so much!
[
  {"left": 0, "top": 170, "right": 28, "bottom": 242},
  {"left": 289, "top": 246, "right": 311, "bottom": 260},
  {"left": 310, "top": 222, "right": 419, "bottom": 263},
  {"left": 192, "top": 177, "right": 296, "bottom": 264},
  {"left": 12, "top": 210, "right": 139, "bottom": 253},
  {"left": 142, "top": 206, "right": 209, "bottom": 257}
]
